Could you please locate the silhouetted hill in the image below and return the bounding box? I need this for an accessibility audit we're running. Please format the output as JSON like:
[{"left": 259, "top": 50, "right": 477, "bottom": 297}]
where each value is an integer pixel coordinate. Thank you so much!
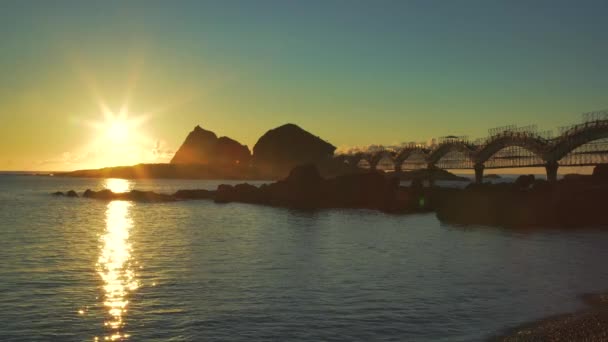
[
  {"left": 171, "top": 125, "right": 251, "bottom": 165},
  {"left": 253, "top": 123, "right": 336, "bottom": 176}
]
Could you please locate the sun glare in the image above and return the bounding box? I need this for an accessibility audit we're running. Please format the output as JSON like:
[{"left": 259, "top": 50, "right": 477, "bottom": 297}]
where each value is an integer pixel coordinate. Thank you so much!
[
  {"left": 80, "top": 102, "right": 155, "bottom": 168},
  {"left": 106, "top": 120, "right": 130, "bottom": 144}
]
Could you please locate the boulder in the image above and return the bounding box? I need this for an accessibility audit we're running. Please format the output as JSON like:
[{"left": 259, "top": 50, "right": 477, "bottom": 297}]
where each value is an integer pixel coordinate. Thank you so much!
[
  {"left": 66, "top": 190, "right": 78, "bottom": 197},
  {"left": 514, "top": 175, "right": 535, "bottom": 189}
]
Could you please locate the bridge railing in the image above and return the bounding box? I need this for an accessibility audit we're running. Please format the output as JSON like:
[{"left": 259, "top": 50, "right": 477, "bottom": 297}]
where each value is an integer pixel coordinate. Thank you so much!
[{"left": 558, "top": 119, "right": 608, "bottom": 140}]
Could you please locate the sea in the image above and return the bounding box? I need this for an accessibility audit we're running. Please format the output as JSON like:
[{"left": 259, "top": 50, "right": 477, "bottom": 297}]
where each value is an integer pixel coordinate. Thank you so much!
[{"left": 1, "top": 173, "right": 608, "bottom": 341}]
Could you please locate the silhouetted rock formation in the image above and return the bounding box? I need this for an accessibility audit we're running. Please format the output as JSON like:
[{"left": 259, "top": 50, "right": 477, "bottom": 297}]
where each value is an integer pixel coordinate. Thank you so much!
[
  {"left": 214, "top": 164, "right": 413, "bottom": 212},
  {"left": 83, "top": 189, "right": 175, "bottom": 202},
  {"left": 171, "top": 125, "right": 251, "bottom": 165},
  {"left": 432, "top": 166, "right": 608, "bottom": 227},
  {"left": 55, "top": 164, "right": 608, "bottom": 228},
  {"left": 58, "top": 164, "right": 426, "bottom": 213},
  {"left": 253, "top": 124, "right": 336, "bottom": 177},
  {"left": 173, "top": 189, "right": 215, "bottom": 200},
  {"left": 52, "top": 190, "right": 78, "bottom": 197}
]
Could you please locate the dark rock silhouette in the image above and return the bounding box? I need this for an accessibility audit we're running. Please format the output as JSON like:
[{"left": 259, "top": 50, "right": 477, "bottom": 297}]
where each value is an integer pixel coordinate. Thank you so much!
[
  {"left": 214, "top": 164, "right": 407, "bottom": 212},
  {"left": 83, "top": 189, "right": 175, "bottom": 202},
  {"left": 214, "top": 137, "right": 251, "bottom": 165},
  {"left": 173, "top": 189, "right": 215, "bottom": 200},
  {"left": 432, "top": 166, "right": 608, "bottom": 227},
  {"left": 253, "top": 124, "right": 336, "bottom": 176},
  {"left": 171, "top": 125, "right": 217, "bottom": 164},
  {"left": 52, "top": 190, "right": 78, "bottom": 197},
  {"left": 513, "top": 174, "right": 535, "bottom": 189},
  {"left": 171, "top": 125, "right": 251, "bottom": 165},
  {"left": 55, "top": 164, "right": 608, "bottom": 228},
  {"left": 60, "top": 164, "right": 421, "bottom": 213}
]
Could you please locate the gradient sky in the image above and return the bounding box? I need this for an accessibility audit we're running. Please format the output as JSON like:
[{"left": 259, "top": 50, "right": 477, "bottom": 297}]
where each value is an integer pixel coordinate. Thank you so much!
[{"left": 1, "top": 0, "right": 607, "bottom": 170}]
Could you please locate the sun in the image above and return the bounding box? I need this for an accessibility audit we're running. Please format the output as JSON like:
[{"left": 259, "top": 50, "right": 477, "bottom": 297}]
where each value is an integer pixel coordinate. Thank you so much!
[{"left": 106, "top": 119, "right": 130, "bottom": 144}]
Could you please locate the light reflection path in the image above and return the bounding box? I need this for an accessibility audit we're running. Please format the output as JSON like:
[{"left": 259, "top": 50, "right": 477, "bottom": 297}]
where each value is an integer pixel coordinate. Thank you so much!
[{"left": 97, "top": 179, "right": 138, "bottom": 341}]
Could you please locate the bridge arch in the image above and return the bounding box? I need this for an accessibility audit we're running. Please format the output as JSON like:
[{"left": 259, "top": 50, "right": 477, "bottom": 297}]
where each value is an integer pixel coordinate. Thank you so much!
[
  {"left": 394, "top": 148, "right": 429, "bottom": 171},
  {"left": 427, "top": 142, "right": 475, "bottom": 166},
  {"left": 475, "top": 135, "right": 548, "bottom": 165},
  {"left": 368, "top": 150, "right": 396, "bottom": 170},
  {"left": 547, "top": 121, "right": 608, "bottom": 162}
]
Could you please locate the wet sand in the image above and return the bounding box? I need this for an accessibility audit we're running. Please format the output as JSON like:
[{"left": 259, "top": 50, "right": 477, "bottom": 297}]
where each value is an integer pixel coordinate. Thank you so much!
[{"left": 495, "top": 293, "right": 608, "bottom": 341}]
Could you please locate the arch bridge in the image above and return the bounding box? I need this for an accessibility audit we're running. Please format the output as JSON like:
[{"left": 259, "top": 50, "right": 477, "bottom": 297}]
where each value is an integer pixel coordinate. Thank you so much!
[{"left": 335, "top": 111, "right": 608, "bottom": 183}]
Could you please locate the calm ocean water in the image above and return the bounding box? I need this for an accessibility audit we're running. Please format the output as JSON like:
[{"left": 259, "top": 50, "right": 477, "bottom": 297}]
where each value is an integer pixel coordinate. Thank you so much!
[{"left": 1, "top": 175, "right": 608, "bottom": 341}]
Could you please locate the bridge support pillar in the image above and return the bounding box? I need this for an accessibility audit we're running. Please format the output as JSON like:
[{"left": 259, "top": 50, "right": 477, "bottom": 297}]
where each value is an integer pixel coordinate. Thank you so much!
[
  {"left": 426, "top": 163, "right": 436, "bottom": 187},
  {"left": 394, "top": 163, "right": 402, "bottom": 174},
  {"left": 474, "top": 163, "right": 485, "bottom": 184},
  {"left": 545, "top": 161, "right": 558, "bottom": 182}
]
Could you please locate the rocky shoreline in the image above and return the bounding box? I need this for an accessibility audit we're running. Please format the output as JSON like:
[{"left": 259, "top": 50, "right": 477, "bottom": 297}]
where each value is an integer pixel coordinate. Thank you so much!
[
  {"left": 53, "top": 164, "right": 608, "bottom": 228},
  {"left": 494, "top": 292, "right": 608, "bottom": 341},
  {"left": 430, "top": 171, "right": 608, "bottom": 228},
  {"left": 53, "top": 164, "right": 430, "bottom": 213}
]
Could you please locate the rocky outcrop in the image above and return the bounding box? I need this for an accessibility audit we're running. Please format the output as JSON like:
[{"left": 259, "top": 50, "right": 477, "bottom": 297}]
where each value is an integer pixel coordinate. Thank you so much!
[
  {"left": 171, "top": 125, "right": 251, "bottom": 165},
  {"left": 173, "top": 189, "right": 215, "bottom": 200},
  {"left": 432, "top": 171, "right": 608, "bottom": 228},
  {"left": 214, "top": 164, "right": 412, "bottom": 212},
  {"left": 52, "top": 190, "right": 78, "bottom": 197},
  {"left": 55, "top": 164, "right": 608, "bottom": 228},
  {"left": 82, "top": 189, "right": 175, "bottom": 202},
  {"left": 56, "top": 164, "right": 426, "bottom": 213},
  {"left": 252, "top": 124, "right": 336, "bottom": 175}
]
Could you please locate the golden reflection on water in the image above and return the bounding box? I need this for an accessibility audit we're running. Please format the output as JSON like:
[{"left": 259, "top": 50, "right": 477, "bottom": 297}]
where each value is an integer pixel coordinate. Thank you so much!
[
  {"left": 97, "top": 179, "right": 138, "bottom": 341},
  {"left": 105, "top": 178, "right": 131, "bottom": 193}
]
